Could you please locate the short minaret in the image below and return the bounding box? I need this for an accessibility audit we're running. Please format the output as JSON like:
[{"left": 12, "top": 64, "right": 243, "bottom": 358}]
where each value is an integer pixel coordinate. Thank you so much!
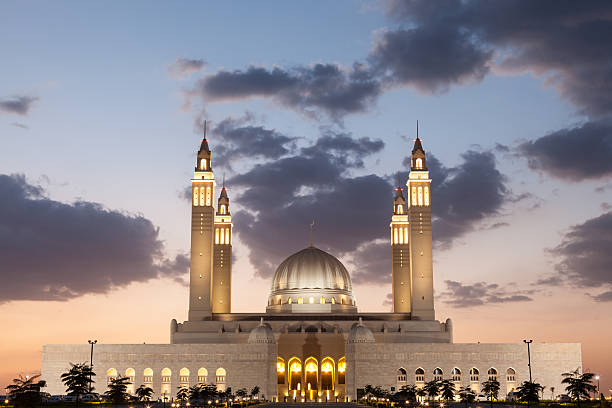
[
  {"left": 390, "top": 180, "right": 411, "bottom": 313},
  {"left": 189, "top": 122, "right": 216, "bottom": 321},
  {"left": 212, "top": 179, "right": 232, "bottom": 313},
  {"left": 407, "top": 124, "right": 435, "bottom": 320}
]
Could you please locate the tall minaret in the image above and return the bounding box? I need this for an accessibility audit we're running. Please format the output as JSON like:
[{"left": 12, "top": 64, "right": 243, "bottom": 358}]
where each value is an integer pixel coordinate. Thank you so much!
[
  {"left": 390, "top": 181, "right": 411, "bottom": 313},
  {"left": 212, "top": 180, "right": 232, "bottom": 313},
  {"left": 407, "top": 124, "right": 435, "bottom": 320},
  {"left": 188, "top": 122, "right": 216, "bottom": 321}
]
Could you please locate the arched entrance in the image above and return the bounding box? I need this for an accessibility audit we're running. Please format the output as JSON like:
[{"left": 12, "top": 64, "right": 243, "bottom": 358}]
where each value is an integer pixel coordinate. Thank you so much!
[
  {"left": 304, "top": 357, "right": 318, "bottom": 401},
  {"left": 321, "top": 358, "right": 335, "bottom": 401}
]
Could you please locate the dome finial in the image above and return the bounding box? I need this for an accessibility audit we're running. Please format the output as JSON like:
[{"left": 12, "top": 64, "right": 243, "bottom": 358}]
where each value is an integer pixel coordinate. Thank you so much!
[
  {"left": 359, "top": 316, "right": 363, "bottom": 325},
  {"left": 309, "top": 219, "right": 315, "bottom": 247},
  {"left": 260, "top": 317, "right": 264, "bottom": 325}
]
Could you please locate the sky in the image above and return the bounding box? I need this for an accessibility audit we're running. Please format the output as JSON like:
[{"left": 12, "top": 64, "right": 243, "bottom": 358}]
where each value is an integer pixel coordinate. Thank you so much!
[{"left": 1, "top": 0, "right": 612, "bottom": 396}]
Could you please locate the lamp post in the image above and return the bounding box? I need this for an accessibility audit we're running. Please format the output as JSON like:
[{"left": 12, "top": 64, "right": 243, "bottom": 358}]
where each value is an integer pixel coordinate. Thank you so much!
[
  {"left": 523, "top": 339, "right": 533, "bottom": 408},
  {"left": 595, "top": 376, "right": 601, "bottom": 408},
  {"left": 87, "top": 339, "right": 97, "bottom": 392}
]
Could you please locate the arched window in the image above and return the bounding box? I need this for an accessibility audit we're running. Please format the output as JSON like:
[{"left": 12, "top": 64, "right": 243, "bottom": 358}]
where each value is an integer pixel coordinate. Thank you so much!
[
  {"left": 161, "top": 368, "right": 171, "bottom": 384},
  {"left": 452, "top": 368, "right": 461, "bottom": 382},
  {"left": 393, "top": 227, "right": 398, "bottom": 244},
  {"left": 488, "top": 368, "right": 498, "bottom": 381},
  {"left": 399, "top": 227, "right": 404, "bottom": 244},
  {"left": 338, "top": 357, "right": 346, "bottom": 385},
  {"left": 320, "top": 297, "right": 325, "bottom": 304},
  {"left": 397, "top": 204, "right": 403, "bottom": 214},
  {"left": 278, "top": 298, "right": 282, "bottom": 305},
  {"left": 288, "top": 297, "right": 292, "bottom": 304},
  {"left": 470, "top": 368, "right": 480, "bottom": 382},
  {"left": 321, "top": 358, "right": 335, "bottom": 391},
  {"left": 216, "top": 367, "right": 226, "bottom": 384},
  {"left": 125, "top": 368, "right": 135, "bottom": 394},
  {"left": 106, "top": 368, "right": 117, "bottom": 386},
  {"left": 424, "top": 186, "right": 430, "bottom": 206},
  {"left": 331, "top": 297, "right": 336, "bottom": 304},
  {"left": 404, "top": 227, "right": 408, "bottom": 244},
  {"left": 220, "top": 204, "right": 226, "bottom": 214},
  {"left": 397, "top": 368, "right": 407, "bottom": 383},
  {"left": 412, "top": 187, "right": 417, "bottom": 205},
  {"left": 415, "top": 368, "right": 425, "bottom": 383},
  {"left": 418, "top": 186, "right": 423, "bottom": 206},
  {"left": 298, "top": 297, "right": 303, "bottom": 304},
  {"left": 304, "top": 357, "right": 318, "bottom": 393},
  {"left": 506, "top": 368, "right": 516, "bottom": 382},
  {"left": 180, "top": 367, "right": 190, "bottom": 386},
  {"left": 226, "top": 228, "right": 230, "bottom": 245},
  {"left": 277, "top": 358, "right": 286, "bottom": 384},
  {"left": 341, "top": 298, "right": 346, "bottom": 305},
  {"left": 215, "top": 228, "right": 220, "bottom": 244},
  {"left": 308, "top": 296, "right": 314, "bottom": 304},
  {"left": 288, "top": 358, "right": 302, "bottom": 390},
  {"left": 193, "top": 187, "right": 199, "bottom": 206},
  {"left": 433, "top": 367, "right": 443, "bottom": 381},
  {"left": 143, "top": 368, "right": 153, "bottom": 385},
  {"left": 201, "top": 159, "right": 207, "bottom": 170},
  {"left": 198, "top": 368, "right": 208, "bottom": 384},
  {"left": 199, "top": 186, "right": 205, "bottom": 206},
  {"left": 415, "top": 158, "right": 423, "bottom": 169},
  {"left": 205, "top": 186, "right": 211, "bottom": 206}
]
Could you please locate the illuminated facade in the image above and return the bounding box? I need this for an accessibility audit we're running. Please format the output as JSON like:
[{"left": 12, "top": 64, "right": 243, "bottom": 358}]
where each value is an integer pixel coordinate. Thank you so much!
[{"left": 42, "top": 131, "right": 582, "bottom": 401}]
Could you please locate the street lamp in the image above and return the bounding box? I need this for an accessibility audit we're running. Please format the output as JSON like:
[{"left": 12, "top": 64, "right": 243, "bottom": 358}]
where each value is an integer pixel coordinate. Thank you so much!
[
  {"left": 523, "top": 339, "right": 533, "bottom": 382},
  {"left": 595, "top": 376, "right": 601, "bottom": 407},
  {"left": 88, "top": 339, "right": 97, "bottom": 392}
]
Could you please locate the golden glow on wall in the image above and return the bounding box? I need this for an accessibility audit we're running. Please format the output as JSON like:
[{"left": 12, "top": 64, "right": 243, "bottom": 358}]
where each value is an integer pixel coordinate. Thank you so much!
[{"left": 331, "top": 297, "right": 336, "bottom": 304}]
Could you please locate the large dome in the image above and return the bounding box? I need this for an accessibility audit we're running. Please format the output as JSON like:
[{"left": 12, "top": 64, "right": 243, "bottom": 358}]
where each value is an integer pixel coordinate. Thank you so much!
[{"left": 267, "top": 246, "right": 357, "bottom": 313}]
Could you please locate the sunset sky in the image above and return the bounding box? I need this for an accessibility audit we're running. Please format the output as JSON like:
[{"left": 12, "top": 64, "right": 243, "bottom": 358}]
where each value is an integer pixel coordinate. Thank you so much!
[{"left": 1, "top": 0, "right": 612, "bottom": 395}]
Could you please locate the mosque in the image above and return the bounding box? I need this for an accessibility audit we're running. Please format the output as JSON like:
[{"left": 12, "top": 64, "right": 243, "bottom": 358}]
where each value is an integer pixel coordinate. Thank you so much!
[{"left": 41, "top": 132, "right": 582, "bottom": 401}]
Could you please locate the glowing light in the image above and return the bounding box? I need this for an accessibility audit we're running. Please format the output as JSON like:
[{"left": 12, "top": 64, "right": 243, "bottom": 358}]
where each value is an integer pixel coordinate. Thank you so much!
[
  {"left": 291, "top": 362, "right": 302, "bottom": 372},
  {"left": 306, "top": 362, "right": 317, "bottom": 372},
  {"left": 338, "top": 361, "right": 346, "bottom": 373},
  {"left": 320, "top": 297, "right": 325, "bottom": 304},
  {"left": 321, "top": 361, "right": 333, "bottom": 373},
  {"left": 277, "top": 362, "right": 285, "bottom": 373},
  {"left": 308, "top": 296, "right": 314, "bottom": 304},
  {"left": 298, "top": 297, "right": 303, "bottom": 304}
]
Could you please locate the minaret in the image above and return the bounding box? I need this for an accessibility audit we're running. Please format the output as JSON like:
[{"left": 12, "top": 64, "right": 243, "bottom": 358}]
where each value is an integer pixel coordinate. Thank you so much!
[
  {"left": 407, "top": 123, "right": 435, "bottom": 320},
  {"left": 188, "top": 122, "right": 216, "bottom": 321},
  {"left": 390, "top": 180, "right": 411, "bottom": 313},
  {"left": 212, "top": 178, "right": 232, "bottom": 313}
]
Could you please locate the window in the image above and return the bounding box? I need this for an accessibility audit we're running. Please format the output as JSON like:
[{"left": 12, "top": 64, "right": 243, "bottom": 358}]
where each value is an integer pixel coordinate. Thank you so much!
[
  {"left": 418, "top": 186, "right": 423, "bottom": 206},
  {"left": 397, "top": 204, "right": 403, "bottom": 214},
  {"left": 161, "top": 367, "right": 171, "bottom": 384},
  {"left": 288, "top": 297, "right": 292, "bottom": 304},
  {"left": 488, "top": 368, "right": 498, "bottom": 381},
  {"left": 415, "top": 368, "right": 425, "bottom": 383},
  {"left": 397, "top": 368, "right": 407, "bottom": 383},
  {"left": 277, "top": 358, "right": 286, "bottom": 384},
  {"left": 399, "top": 227, "right": 404, "bottom": 244},
  {"left": 320, "top": 297, "right": 325, "bottom": 304},
  {"left": 452, "top": 368, "right": 461, "bottom": 382},
  {"left": 215, "top": 228, "right": 220, "bottom": 244},
  {"left": 338, "top": 358, "right": 346, "bottom": 384},
  {"left": 107, "top": 368, "right": 117, "bottom": 386},
  {"left": 180, "top": 368, "right": 190, "bottom": 385},
  {"left": 331, "top": 297, "right": 336, "bottom": 304},
  {"left": 193, "top": 187, "right": 199, "bottom": 206},
  {"left": 205, "top": 186, "right": 211, "bottom": 206},
  {"left": 404, "top": 227, "right": 408, "bottom": 244},
  {"left": 226, "top": 228, "right": 230, "bottom": 245},
  {"left": 394, "top": 227, "right": 398, "bottom": 244},
  {"left": 434, "top": 367, "right": 443, "bottom": 381},
  {"left": 309, "top": 296, "right": 314, "bottom": 304},
  {"left": 412, "top": 187, "right": 417, "bottom": 205},
  {"left": 143, "top": 368, "right": 153, "bottom": 384},
  {"left": 298, "top": 297, "right": 303, "bottom": 304},
  {"left": 424, "top": 186, "right": 430, "bottom": 206},
  {"left": 470, "top": 368, "right": 479, "bottom": 382},
  {"left": 415, "top": 158, "right": 423, "bottom": 169},
  {"left": 198, "top": 368, "right": 208, "bottom": 384},
  {"left": 216, "top": 367, "right": 226, "bottom": 384},
  {"left": 199, "top": 186, "right": 205, "bottom": 206},
  {"left": 278, "top": 298, "right": 281, "bottom": 305},
  {"left": 220, "top": 204, "right": 226, "bottom": 214},
  {"left": 201, "top": 159, "right": 207, "bottom": 170},
  {"left": 506, "top": 368, "right": 516, "bottom": 382}
]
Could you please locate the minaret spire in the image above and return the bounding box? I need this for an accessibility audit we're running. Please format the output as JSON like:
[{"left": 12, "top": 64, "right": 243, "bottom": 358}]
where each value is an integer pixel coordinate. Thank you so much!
[
  {"left": 416, "top": 119, "right": 419, "bottom": 139},
  {"left": 309, "top": 220, "right": 315, "bottom": 247}
]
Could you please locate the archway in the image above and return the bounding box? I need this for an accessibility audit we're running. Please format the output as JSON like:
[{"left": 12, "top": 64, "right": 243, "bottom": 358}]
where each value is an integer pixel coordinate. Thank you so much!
[
  {"left": 288, "top": 358, "right": 302, "bottom": 401},
  {"left": 321, "top": 358, "right": 334, "bottom": 400},
  {"left": 305, "top": 357, "right": 318, "bottom": 400}
]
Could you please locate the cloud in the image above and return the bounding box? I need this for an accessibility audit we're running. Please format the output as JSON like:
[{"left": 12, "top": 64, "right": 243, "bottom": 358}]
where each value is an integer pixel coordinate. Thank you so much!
[
  {"left": 549, "top": 211, "right": 612, "bottom": 301},
  {"left": 212, "top": 115, "right": 297, "bottom": 167},
  {"left": 0, "top": 174, "right": 187, "bottom": 303},
  {"left": 439, "top": 280, "right": 534, "bottom": 307},
  {"left": 369, "top": 26, "right": 492, "bottom": 93},
  {"left": 223, "top": 125, "right": 510, "bottom": 282},
  {"left": 193, "top": 63, "right": 382, "bottom": 120},
  {"left": 518, "top": 119, "right": 612, "bottom": 181},
  {"left": 169, "top": 57, "right": 206, "bottom": 78},
  {"left": 11, "top": 122, "right": 29, "bottom": 129},
  {"left": 0, "top": 96, "right": 38, "bottom": 115},
  {"left": 384, "top": 0, "right": 612, "bottom": 116}
]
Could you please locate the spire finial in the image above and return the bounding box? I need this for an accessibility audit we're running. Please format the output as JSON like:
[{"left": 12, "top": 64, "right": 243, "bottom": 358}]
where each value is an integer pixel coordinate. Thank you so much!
[
  {"left": 310, "top": 220, "right": 315, "bottom": 247},
  {"left": 222, "top": 173, "right": 226, "bottom": 189},
  {"left": 203, "top": 120, "right": 207, "bottom": 139},
  {"left": 416, "top": 120, "right": 419, "bottom": 139},
  {"left": 359, "top": 316, "right": 363, "bottom": 325},
  {"left": 397, "top": 173, "right": 401, "bottom": 189}
]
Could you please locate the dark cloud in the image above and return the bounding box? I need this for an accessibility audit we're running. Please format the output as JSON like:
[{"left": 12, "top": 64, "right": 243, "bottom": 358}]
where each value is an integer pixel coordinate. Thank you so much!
[
  {"left": 169, "top": 57, "right": 206, "bottom": 78},
  {"left": 518, "top": 119, "right": 612, "bottom": 181},
  {"left": 0, "top": 96, "right": 38, "bottom": 115},
  {"left": 439, "top": 280, "right": 534, "bottom": 307},
  {"left": 194, "top": 63, "right": 382, "bottom": 120},
  {"left": 369, "top": 26, "right": 492, "bottom": 92},
  {"left": 0, "top": 174, "right": 187, "bottom": 303},
  {"left": 212, "top": 116, "right": 297, "bottom": 167},
  {"left": 549, "top": 211, "right": 612, "bottom": 301},
  {"left": 385, "top": 0, "right": 612, "bottom": 116},
  {"left": 225, "top": 125, "right": 509, "bottom": 281},
  {"left": 591, "top": 291, "right": 612, "bottom": 302}
]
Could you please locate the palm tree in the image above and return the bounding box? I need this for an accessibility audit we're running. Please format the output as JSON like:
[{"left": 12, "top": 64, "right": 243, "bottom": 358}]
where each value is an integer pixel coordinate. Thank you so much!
[
  {"left": 236, "top": 388, "right": 248, "bottom": 398},
  {"left": 250, "top": 385, "right": 260, "bottom": 399},
  {"left": 5, "top": 374, "right": 47, "bottom": 408},
  {"left": 177, "top": 387, "right": 189, "bottom": 401},
  {"left": 104, "top": 376, "right": 131, "bottom": 405},
  {"left": 423, "top": 380, "right": 441, "bottom": 408},
  {"left": 561, "top": 369, "right": 597, "bottom": 408},
  {"left": 550, "top": 386, "right": 555, "bottom": 400},
  {"left": 481, "top": 378, "right": 500, "bottom": 408},
  {"left": 516, "top": 380, "right": 544, "bottom": 403},
  {"left": 416, "top": 386, "right": 427, "bottom": 403},
  {"left": 60, "top": 362, "right": 95, "bottom": 408},
  {"left": 398, "top": 384, "right": 418, "bottom": 406},
  {"left": 458, "top": 386, "right": 476, "bottom": 408},
  {"left": 440, "top": 379, "right": 456, "bottom": 403},
  {"left": 135, "top": 384, "right": 154, "bottom": 401}
]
